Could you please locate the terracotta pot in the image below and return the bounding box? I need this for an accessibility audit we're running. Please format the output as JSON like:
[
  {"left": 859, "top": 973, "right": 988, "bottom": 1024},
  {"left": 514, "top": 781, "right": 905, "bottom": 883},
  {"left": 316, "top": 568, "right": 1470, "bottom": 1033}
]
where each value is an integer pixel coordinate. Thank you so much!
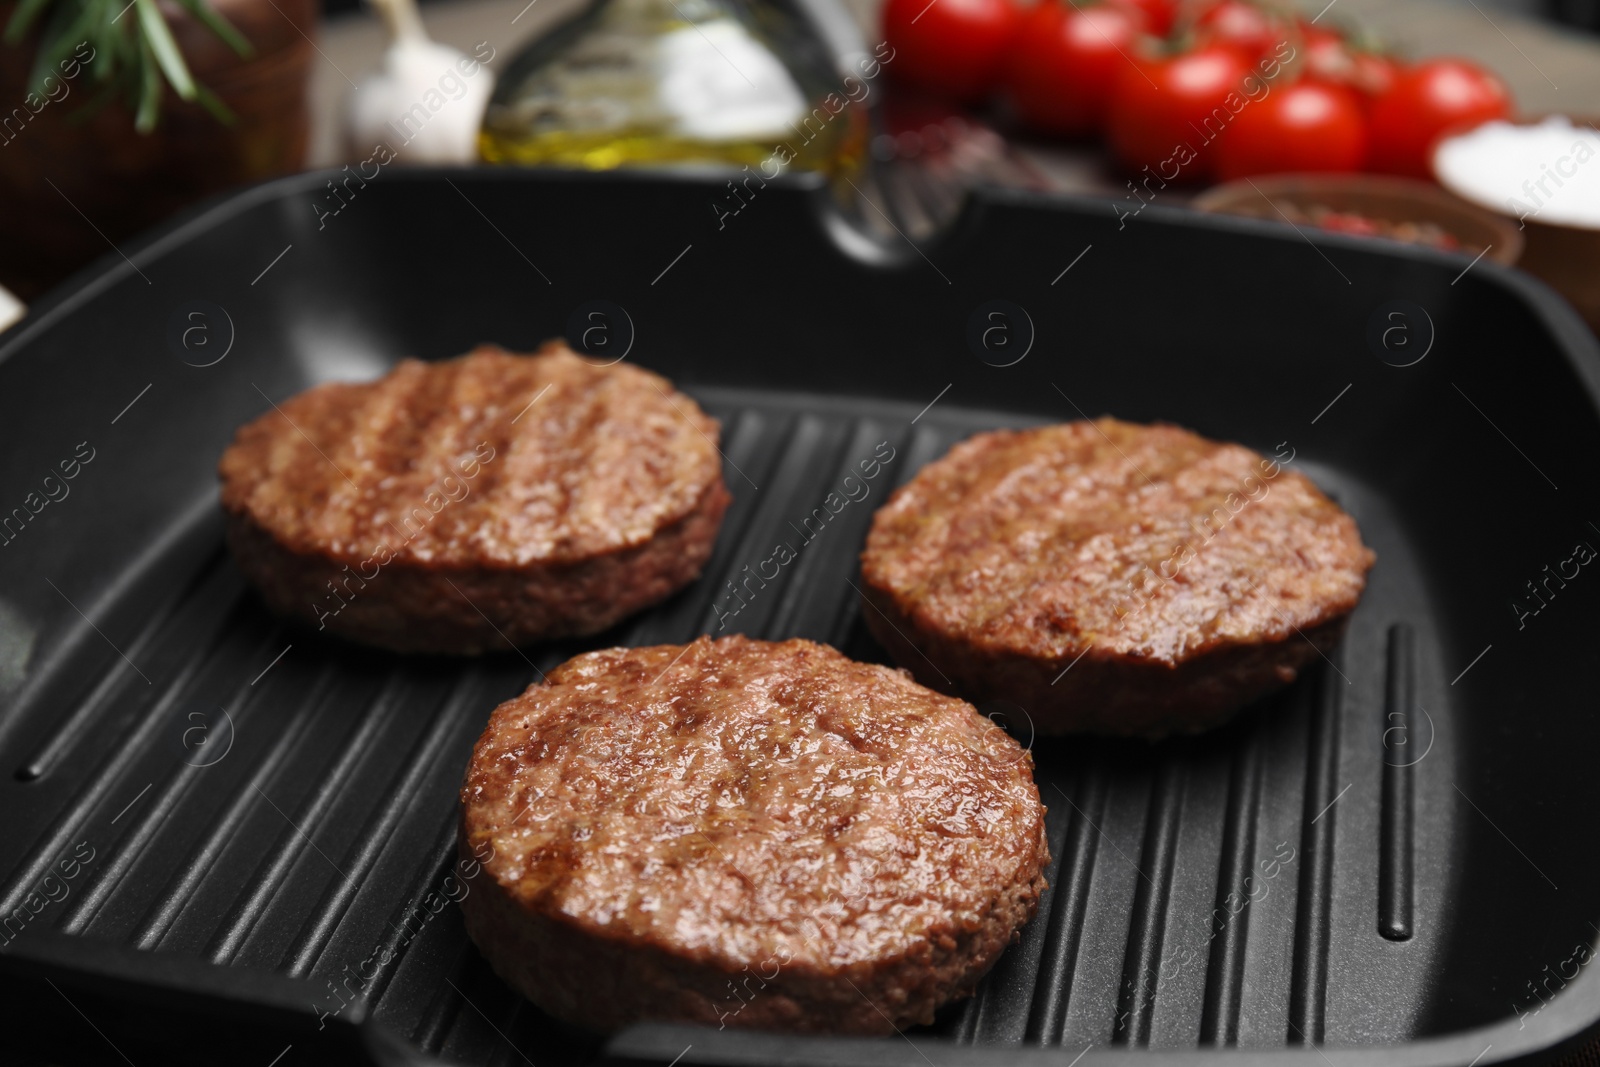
[{"left": 0, "top": 0, "right": 316, "bottom": 299}]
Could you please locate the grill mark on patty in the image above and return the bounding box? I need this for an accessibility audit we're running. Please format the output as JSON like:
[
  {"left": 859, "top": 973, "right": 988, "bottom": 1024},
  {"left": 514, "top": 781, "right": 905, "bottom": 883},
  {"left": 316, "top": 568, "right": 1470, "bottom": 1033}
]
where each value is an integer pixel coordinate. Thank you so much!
[
  {"left": 224, "top": 344, "right": 722, "bottom": 569},
  {"left": 371, "top": 358, "right": 436, "bottom": 488},
  {"left": 416, "top": 356, "right": 509, "bottom": 555},
  {"left": 385, "top": 361, "right": 464, "bottom": 552},
  {"left": 324, "top": 360, "right": 438, "bottom": 553},
  {"left": 458, "top": 357, "right": 540, "bottom": 539},
  {"left": 559, "top": 366, "right": 621, "bottom": 555},
  {"left": 863, "top": 420, "right": 1373, "bottom": 674}
]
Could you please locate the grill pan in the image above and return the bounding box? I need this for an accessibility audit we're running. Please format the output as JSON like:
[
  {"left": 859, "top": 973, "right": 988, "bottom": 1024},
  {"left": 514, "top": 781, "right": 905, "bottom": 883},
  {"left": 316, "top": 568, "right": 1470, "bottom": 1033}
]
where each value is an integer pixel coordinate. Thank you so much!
[{"left": 2, "top": 168, "right": 1600, "bottom": 1067}]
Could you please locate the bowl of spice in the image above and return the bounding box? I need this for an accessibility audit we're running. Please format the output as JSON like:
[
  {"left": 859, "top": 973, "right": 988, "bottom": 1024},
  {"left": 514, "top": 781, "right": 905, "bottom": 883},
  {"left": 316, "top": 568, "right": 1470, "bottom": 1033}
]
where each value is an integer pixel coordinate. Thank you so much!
[{"left": 1191, "top": 172, "right": 1523, "bottom": 265}]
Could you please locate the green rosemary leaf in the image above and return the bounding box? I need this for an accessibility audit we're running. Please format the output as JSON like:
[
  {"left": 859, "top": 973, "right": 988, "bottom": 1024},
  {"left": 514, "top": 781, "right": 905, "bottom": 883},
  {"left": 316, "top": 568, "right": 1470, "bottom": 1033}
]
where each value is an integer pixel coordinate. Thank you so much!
[
  {"left": 134, "top": 0, "right": 196, "bottom": 100},
  {"left": 4, "top": 0, "right": 55, "bottom": 44},
  {"left": 87, "top": 0, "right": 116, "bottom": 83},
  {"left": 98, "top": 0, "right": 133, "bottom": 86},
  {"left": 26, "top": 0, "right": 250, "bottom": 129},
  {"left": 171, "top": 0, "right": 252, "bottom": 58},
  {"left": 25, "top": 0, "right": 72, "bottom": 92},
  {"left": 134, "top": 26, "right": 159, "bottom": 131},
  {"left": 29, "top": 0, "right": 97, "bottom": 91},
  {"left": 111, "top": 3, "right": 139, "bottom": 104},
  {"left": 193, "top": 82, "right": 237, "bottom": 124}
]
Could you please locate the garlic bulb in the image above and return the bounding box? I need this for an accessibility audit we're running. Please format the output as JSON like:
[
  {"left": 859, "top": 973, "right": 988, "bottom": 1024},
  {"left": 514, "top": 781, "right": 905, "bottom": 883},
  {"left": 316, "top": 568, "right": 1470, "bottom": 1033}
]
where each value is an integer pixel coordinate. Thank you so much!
[
  {"left": 347, "top": 0, "right": 495, "bottom": 164},
  {"left": 0, "top": 283, "right": 23, "bottom": 334}
]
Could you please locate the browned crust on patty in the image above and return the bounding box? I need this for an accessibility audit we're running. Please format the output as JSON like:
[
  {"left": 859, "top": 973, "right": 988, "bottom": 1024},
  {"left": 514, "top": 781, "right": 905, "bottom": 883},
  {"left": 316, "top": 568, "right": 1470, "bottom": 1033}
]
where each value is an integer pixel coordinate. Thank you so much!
[
  {"left": 458, "top": 636, "right": 1050, "bottom": 1033},
  {"left": 859, "top": 420, "right": 1375, "bottom": 738},
  {"left": 218, "top": 343, "right": 730, "bottom": 653}
]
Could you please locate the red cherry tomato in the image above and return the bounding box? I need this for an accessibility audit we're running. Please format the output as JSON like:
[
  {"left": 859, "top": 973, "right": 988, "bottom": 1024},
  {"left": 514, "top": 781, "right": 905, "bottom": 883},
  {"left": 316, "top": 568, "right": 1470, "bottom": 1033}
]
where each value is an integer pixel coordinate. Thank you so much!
[
  {"left": 1300, "top": 24, "right": 1399, "bottom": 110},
  {"left": 1213, "top": 81, "right": 1367, "bottom": 179},
  {"left": 1107, "top": 44, "right": 1254, "bottom": 179},
  {"left": 1008, "top": 2, "right": 1147, "bottom": 136},
  {"left": 1192, "top": 0, "right": 1290, "bottom": 61},
  {"left": 881, "top": 0, "right": 1022, "bottom": 102},
  {"left": 1367, "top": 57, "right": 1512, "bottom": 178},
  {"left": 1109, "top": 0, "right": 1177, "bottom": 37},
  {"left": 1302, "top": 25, "right": 1354, "bottom": 84},
  {"left": 1349, "top": 50, "right": 1399, "bottom": 103}
]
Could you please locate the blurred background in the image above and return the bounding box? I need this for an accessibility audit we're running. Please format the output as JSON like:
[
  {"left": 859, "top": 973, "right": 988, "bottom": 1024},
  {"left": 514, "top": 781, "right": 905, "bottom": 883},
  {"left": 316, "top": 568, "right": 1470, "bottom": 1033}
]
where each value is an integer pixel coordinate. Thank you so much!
[{"left": 0, "top": 0, "right": 1596, "bottom": 325}]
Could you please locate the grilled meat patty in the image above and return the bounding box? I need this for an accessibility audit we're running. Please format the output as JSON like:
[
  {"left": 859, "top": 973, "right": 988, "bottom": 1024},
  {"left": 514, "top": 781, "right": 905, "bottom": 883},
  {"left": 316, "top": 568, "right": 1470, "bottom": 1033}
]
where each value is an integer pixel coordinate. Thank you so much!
[
  {"left": 859, "top": 419, "right": 1375, "bottom": 738},
  {"left": 219, "top": 342, "right": 730, "bottom": 654},
  {"left": 458, "top": 636, "right": 1049, "bottom": 1034}
]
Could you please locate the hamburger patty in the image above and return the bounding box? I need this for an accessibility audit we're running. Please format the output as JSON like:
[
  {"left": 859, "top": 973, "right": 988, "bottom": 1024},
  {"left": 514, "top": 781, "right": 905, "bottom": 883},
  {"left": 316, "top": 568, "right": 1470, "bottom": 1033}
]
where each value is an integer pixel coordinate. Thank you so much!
[
  {"left": 219, "top": 343, "right": 730, "bottom": 654},
  {"left": 859, "top": 419, "right": 1375, "bottom": 738},
  {"left": 458, "top": 636, "right": 1049, "bottom": 1033}
]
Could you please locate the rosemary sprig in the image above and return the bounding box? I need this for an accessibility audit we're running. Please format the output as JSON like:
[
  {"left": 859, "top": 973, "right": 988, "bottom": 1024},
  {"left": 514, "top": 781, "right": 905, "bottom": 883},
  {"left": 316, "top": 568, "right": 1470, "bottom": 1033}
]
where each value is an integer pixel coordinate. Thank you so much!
[{"left": 4, "top": 0, "right": 254, "bottom": 131}]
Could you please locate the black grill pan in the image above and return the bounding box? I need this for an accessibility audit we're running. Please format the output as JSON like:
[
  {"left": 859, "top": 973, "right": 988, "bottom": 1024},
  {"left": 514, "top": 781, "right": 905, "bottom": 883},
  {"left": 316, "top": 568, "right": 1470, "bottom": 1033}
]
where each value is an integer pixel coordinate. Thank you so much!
[{"left": 2, "top": 168, "right": 1600, "bottom": 1067}]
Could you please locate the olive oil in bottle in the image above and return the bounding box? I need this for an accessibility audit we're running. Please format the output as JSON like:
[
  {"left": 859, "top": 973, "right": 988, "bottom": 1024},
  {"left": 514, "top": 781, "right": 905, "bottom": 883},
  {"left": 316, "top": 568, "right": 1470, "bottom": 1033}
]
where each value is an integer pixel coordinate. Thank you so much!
[{"left": 480, "top": 0, "right": 863, "bottom": 175}]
